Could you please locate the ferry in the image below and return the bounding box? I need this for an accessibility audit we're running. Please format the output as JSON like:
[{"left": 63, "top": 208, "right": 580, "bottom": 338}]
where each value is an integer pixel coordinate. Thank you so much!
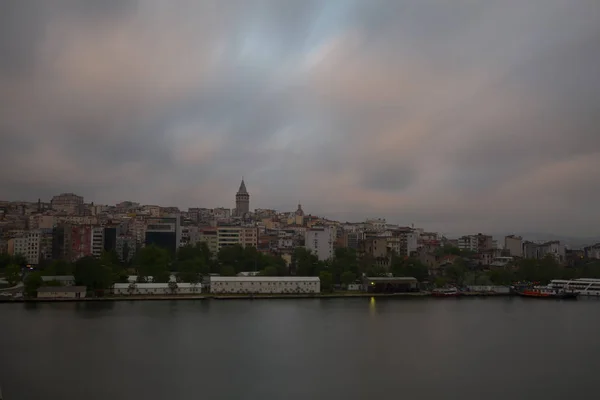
[
  {"left": 516, "top": 286, "right": 578, "bottom": 300},
  {"left": 547, "top": 278, "right": 600, "bottom": 297},
  {"left": 432, "top": 287, "right": 460, "bottom": 297}
]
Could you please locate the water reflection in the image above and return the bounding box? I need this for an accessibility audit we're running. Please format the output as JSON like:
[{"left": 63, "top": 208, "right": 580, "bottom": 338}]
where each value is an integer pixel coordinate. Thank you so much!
[
  {"left": 74, "top": 301, "right": 115, "bottom": 316},
  {"left": 369, "top": 296, "right": 376, "bottom": 316}
]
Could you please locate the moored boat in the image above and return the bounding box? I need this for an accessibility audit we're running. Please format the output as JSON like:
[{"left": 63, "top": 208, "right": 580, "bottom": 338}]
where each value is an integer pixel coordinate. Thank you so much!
[
  {"left": 516, "top": 287, "right": 578, "bottom": 300},
  {"left": 432, "top": 287, "right": 460, "bottom": 297}
]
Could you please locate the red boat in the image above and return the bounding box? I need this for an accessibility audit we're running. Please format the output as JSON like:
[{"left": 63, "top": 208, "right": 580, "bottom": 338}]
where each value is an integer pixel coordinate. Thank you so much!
[{"left": 517, "top": 287, "right": 578, "bottom": 300}]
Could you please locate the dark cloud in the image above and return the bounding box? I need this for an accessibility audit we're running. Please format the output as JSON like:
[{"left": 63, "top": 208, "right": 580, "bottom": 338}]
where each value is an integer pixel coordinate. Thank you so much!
[{"left": 1, "top": 0, "right": 600, "bottom": 235}]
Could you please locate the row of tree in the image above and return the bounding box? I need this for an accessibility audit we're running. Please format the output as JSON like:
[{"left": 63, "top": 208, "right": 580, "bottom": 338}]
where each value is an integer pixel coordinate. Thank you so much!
[{"left": 8, "top": 241, "right": 600, "bottom": 295}]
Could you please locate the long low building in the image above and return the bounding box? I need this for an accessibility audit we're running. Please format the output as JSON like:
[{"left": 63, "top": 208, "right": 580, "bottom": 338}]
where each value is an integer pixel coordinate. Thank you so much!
[
  {"left": 113, "top": 282, "right": 201, "bottom": 295},
  {"left": 363, "top": 277, "right": 419, "bottom": 293},
  {"left": 210, "top": 276, "right": 320, "bottom": 294},
  {"left": 37, "top": 286, "right": 87, "bottom": 299}
]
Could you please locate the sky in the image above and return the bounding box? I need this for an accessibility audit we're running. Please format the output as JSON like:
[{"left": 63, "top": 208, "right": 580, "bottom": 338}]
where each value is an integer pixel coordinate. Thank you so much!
[{"left": 1, "top": 1, "right": 599, "bottom": 236}]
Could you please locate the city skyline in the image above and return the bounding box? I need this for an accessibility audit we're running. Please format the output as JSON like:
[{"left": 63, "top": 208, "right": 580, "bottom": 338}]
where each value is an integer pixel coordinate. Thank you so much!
[{"left": 1, "top": 1, "right": 600, "bottom": 236}]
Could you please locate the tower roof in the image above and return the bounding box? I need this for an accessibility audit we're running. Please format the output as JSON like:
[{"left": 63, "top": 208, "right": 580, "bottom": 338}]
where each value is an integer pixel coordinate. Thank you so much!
[{"left": 237, "top": 178, "right": 248, "bottom": 194}]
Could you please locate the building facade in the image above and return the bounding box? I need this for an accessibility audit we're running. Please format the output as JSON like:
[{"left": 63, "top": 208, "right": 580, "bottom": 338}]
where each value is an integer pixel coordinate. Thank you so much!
[
  {"left": 458, "top": 235, "right": 478, "bottom": 252},
  {"left": 209, "top": 276, "right": 320, "bottom": 294},
  {"left": 91, "top": 226, "right": 104, "bottom": 257},
  {"left": 70, "top": 225, "right": 93, "bottom": 261},
  {"left": 37, "top": 286, "right": 87, "bottom": 299},
  {"left": 112, "top": 282, "right": 202, "bottom": 295},
  {"left": 305, "top": 226, "right": 335, "bottom": 261},
  {"left": 217, "top": 226, "right": 258, "bottom": 250},
  {"left": 145, "top": 215, "right": 181, "bottom": 254},
  {"left": 8, "top": 230, "right": 41, "bottom": 265},
  {"left": 504, "top": 235, "right": 523, "bottom": 257}
]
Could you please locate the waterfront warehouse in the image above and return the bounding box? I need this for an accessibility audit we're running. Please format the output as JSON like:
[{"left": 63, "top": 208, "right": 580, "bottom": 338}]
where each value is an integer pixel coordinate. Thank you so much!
[{"left": 209, "top": 276, "right": 320, "bottom": 294}]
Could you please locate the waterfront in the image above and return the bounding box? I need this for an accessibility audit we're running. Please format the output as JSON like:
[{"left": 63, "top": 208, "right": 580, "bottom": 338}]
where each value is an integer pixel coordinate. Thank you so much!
[{"left": 2, "top": 298, "right": 600, "bottom": 400}]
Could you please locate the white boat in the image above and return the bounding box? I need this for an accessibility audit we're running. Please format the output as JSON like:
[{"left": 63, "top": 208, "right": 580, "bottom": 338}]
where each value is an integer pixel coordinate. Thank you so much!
[
  {"left": 548, "top": 278, "right": 600, "bottom": 297},
  {"left": 432, "top": 287, "right": 460, "bottom": 297}
]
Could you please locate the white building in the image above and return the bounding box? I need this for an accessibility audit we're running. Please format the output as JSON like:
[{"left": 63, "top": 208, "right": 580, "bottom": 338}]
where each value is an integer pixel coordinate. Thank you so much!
[
  {"left": 305, "top": 226, "right": 335, "bottom": 261},
  {"left": 210, "top": 276, "right": 320, "bottom": 294},
  {"left": 9, "top": 230, "right": 41, "bottom": 265},
  {"left": 112, "top": 282, "right": 202, "bottom": 295},
  {"left": 37, "top": 286, "right": 87, "bottom": 299},
  {"left": 585, "top": 244, "right": 600, "bottom": 259},
  {"left": 91, "top": 226, "right": 104, "bottom": 257},
  {"left": 458, "top": 235, "right": 478, "bottom": 252},
  {"left": 504, "top": 235, "right": 523, "bottom": 257}
]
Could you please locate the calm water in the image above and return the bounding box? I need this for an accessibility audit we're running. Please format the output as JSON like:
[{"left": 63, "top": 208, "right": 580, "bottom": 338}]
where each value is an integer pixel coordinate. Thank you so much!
[{"left": 1, "top": 298, "right": 600, "bottom": 400}]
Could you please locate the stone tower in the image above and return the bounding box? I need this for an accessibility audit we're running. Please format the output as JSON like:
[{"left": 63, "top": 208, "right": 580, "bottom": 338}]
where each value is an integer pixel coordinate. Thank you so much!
[{"left": 235, "top": 178, "right": 250, "bottom": 216}]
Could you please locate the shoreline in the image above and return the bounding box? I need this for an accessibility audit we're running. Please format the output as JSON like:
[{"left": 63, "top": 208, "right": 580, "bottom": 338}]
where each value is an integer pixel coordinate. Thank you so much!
[{"left": 0, "top": 291, "right": 512, "bottom": 303}]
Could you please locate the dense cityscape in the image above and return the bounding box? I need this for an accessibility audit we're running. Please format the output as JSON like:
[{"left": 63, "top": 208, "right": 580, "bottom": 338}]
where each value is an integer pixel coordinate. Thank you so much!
[{"left": 1, "top": 179, "right": 600, "bottom": 300}]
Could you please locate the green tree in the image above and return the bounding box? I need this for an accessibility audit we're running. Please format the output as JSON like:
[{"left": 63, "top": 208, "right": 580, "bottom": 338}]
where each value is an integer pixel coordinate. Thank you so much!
[
  {"left": 260, "top": 266, "right": 279, "bottom": 276},
  {"left": 445, "top": 261, "right": 467, "bottom": 286},
  {"left": 341, "top": 271, "right": 357, "bottom": 286},
  {"left": 12, "top": 254, "right": 28, "bottom": 268},
  {"left": 99, "top": 250, "right": 127, "bottom": 284},
  {"left": 319, "top": 271, "right": 333, "bottom": 292},
  {"left": 435, "top": 245, "right": 461, "bottom": 256},
  {"left": 488, "top": 268, "right": 515, "bottom": 285},
  {"left": 0, "top": 254, "right": 13, "bottom": 270},
  {"left": 391, "top": 256, "right": 429, "bottom": 282},
  {"left": 5, "top": 264, "right": 21, "bottom": 286},
  {"left": 220, "top": 265, "right": 236, "bottom": 276},
  {"left": 359, "top": 253, "right": 376, "bottom": 275},
  {"left": 24, "top": 271, "right": 43, "bottom": 297},
  {"left": 434, "top": 276, "right": 449, "bottom": 288},
  {"left": 43, "top": 259, "right": 73, "bottom": 276},
  {"left": 330, "top": 248, "right": 359, "bottom": 284},
  {"left": 293, "top": 247, "right": 323, "bottom": 276},
  {"left": 217, "top": 245, "right": 246, "bottom": 273},
  {"left": 74, "top": 256, "right": 114, "bottom": 292},
  {"left": 177, "top": 258, "right": 207, "bottom": 283},
  {"left": 136, "top": 245, "right": 171, "bottom": 282}
]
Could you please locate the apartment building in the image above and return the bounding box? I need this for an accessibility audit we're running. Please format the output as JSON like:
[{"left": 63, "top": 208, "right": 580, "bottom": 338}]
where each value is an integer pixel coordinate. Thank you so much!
[
  {"left": 8, "top": 230, "right": 41, "bottom": 265},
  {"left": 91, "top": 226, "right": 104, "bottom": 258},
  {"left": 305, "top": 225, "right": 335, "bottom": 261},
  {"left": 216, "top": 226, "right": 258, "bottom": 250},
  {"left": 387, "top": 228, "right": 419, "bottom": 257},
  {"left": 504, "top": 235, "right": 523, "bottom": 257}
]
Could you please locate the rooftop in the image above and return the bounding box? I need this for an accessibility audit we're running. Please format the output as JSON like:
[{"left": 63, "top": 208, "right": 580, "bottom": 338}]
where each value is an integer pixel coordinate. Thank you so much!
[
  {"left": 41, "top": 275, "right": 75, "bottom": 282},
  {"left": 37, "top": 286, "right": 86, "bottom": 293},
  {"left": 210, "top": 276, "right": 320, "bottom": 282}
]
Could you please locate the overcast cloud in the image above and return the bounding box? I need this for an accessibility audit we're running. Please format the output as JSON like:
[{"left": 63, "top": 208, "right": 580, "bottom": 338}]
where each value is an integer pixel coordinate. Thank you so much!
[{"left": 1, "top": 0, "right": 599, "bottom": 235}]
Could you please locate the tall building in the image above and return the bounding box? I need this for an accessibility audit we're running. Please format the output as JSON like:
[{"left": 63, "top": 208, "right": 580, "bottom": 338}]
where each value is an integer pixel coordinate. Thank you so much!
[
  {"left": 504, "top": 235, "right": 523, "bottom": 257},
  {"left": 235, "top": 179, "right": 250, "bottom": 217},
  {"left": 91, "top": 226, "right": 104, "bottom": 258},
  {"left": 216, "top": 226, "right": 258, "bottom": 251},
  {"left": 305, "top": 226, "right": 335, "bottom": 261},
  {"left": 144, "top": 215, "right": 181, "bottom": 254},
  {"left": 70, "top": 225, "right": 93, "bottom": 261},
  {"left": 8, "top": 230, "right": 41, "bottom": 265}
]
